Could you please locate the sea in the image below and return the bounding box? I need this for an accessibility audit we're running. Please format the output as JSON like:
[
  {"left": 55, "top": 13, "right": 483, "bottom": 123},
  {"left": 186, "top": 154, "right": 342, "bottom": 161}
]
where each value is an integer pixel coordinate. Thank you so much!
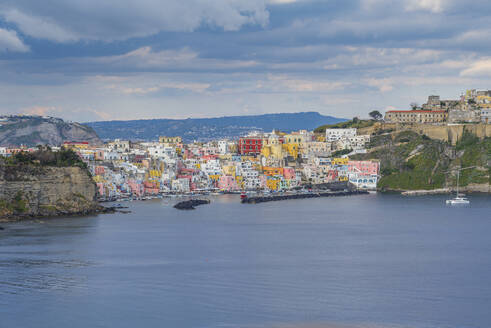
[{"left": 1, "top": 193, "right": 491, "bottom": 328}]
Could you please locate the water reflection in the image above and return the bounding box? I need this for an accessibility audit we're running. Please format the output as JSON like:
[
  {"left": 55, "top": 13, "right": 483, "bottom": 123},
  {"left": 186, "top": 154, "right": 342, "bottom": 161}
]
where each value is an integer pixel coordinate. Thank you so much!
[
  {"left": 0, "top": 194, "right": 490, "bottom": 328},
  {"left": 0, "top": 216, "right": 98, "bottom": 296}
]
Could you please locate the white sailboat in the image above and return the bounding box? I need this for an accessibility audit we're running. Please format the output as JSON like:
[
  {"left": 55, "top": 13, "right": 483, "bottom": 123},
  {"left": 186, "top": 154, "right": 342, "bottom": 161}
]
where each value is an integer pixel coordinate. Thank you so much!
[{"left": 446, "top": 169, "right": 470, "bottom": 205}]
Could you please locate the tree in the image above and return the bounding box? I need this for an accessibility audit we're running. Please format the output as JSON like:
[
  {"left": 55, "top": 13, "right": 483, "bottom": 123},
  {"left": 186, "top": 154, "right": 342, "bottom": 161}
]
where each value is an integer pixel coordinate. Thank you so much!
[
  {"left": 369, "top": 110, "right": 383, "bottom": 120},
  {"left": 410, "top": 102, "right": 419, "bottom": 110}
]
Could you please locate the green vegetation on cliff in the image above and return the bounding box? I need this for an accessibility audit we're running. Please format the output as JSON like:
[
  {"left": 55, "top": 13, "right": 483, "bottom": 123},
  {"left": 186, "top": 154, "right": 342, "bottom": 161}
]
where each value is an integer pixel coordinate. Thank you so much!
[
  {"left": 3, "top": 148, "right": 87, "bottom": 169},
  {"left": 352, "top": 130, "right": 491, "bottom": 191},
  {"left": 314, "top": 118, "right": 376, "bottom": 133}
]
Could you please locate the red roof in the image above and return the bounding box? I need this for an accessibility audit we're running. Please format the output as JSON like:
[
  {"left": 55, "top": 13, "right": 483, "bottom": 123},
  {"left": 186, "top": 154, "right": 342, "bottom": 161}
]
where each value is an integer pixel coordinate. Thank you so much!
[{"left": 387, "top": 110, "right": 446, "bottom": 113}]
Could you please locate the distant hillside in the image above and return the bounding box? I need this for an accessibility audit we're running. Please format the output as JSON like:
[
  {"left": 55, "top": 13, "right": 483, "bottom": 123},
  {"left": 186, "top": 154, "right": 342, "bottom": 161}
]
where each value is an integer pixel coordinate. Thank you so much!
[
  {"left": 0, "top": 116, "right": 101, "bottom": 147},
  {"left": 85, "top": 112, "right": 346, "bottom": 142}
]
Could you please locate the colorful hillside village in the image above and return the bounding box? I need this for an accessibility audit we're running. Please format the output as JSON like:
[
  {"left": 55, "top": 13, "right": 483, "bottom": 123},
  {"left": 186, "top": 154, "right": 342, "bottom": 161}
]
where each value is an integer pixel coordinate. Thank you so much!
[{"left": 0, "top": 128, "right": 379, "bottom": 199}]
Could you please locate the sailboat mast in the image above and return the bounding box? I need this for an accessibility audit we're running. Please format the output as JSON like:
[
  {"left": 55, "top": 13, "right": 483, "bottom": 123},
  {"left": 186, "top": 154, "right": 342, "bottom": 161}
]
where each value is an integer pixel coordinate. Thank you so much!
[{"left": 456, "top": 170, "right": 459, "bottom": 196}]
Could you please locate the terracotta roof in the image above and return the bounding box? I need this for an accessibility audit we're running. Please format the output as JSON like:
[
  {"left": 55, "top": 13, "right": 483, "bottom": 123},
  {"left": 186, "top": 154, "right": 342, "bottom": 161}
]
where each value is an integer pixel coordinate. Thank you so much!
[{"left": 386, "top": 110, "right": 446, "bottom": 113}]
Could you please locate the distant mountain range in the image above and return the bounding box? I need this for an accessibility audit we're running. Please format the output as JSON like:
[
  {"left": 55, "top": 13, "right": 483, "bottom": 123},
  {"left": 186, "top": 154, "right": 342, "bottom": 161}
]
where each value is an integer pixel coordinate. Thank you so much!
[
  {"left": 85, "top": 112, "right": 346, "bottom": 142},
  {"left": 0, "top": 115, "right": 101, "bottom": 147}
]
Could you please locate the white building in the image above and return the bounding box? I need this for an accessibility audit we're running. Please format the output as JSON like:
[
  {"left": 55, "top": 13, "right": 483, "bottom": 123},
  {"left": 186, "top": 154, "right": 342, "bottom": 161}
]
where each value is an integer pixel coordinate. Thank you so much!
[
  {"left": 172, "top": 178, "right": 190, "bottom": 192},
  {"left": 218, "top": 140, "right": 228, "bottom": 155},
  {"left": 347, "top": 135, "right": 370, "bottom": 149},
  {"left": 481, "top": 108, "right": 491, "bottom": 123},
  {"left": 325, "top": 128, "right": 356, "bottom": 142}
]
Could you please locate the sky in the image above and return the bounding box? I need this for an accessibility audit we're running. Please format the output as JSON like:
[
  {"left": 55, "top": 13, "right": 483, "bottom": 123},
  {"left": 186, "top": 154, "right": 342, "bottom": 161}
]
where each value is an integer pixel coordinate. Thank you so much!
[{"left": 1, "top": 0, "right": 491, "bottom": 122}]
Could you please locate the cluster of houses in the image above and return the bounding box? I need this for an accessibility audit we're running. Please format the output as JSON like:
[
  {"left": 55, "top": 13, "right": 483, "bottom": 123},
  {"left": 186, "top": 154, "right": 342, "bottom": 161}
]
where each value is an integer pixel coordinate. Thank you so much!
[
  {"left": 0, "top": 128, "right": 379, "bottom": 199},
  {"left": 385, "top": 89, "right": 491, "bottom": 124}
]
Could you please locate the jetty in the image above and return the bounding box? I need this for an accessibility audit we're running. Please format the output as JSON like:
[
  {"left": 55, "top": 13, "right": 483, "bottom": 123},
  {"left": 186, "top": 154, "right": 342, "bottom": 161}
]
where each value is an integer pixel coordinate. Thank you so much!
[
  {"left": 174, "top": 199, "right": 211, "bottom": 210},
  {"left": 241, "top": 190, "right": 369, "bottom": 204}
]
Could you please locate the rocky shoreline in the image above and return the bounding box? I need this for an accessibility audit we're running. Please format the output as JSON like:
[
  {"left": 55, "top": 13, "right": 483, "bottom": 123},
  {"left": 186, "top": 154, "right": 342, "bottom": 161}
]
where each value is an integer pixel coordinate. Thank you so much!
[{"left": 0, "top": 205, "right": 123, "bottom": 223}]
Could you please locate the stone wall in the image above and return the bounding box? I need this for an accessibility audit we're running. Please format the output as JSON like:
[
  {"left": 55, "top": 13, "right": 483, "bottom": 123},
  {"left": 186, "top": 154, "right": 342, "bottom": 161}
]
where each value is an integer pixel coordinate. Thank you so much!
[{"left": 360, "top": 122, "right": 491, "bottom": 145}]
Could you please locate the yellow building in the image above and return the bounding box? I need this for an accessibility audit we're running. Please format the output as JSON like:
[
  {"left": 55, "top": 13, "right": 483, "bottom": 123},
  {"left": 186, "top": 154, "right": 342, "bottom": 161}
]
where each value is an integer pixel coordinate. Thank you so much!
[
  {"left": 332, "top": 157, "right": 349, "bottom": 165},
  {"left": 266, "top": 178, "right": 280, "bottom": 191},
  {"left": 282, "top": 143, "right": 299, "bottom": 159},
  {"left": 261, "top": 144, "right": 284, "bottom": 159},
  {"left": 235, "top": 176, "right": 244, "bottom": 189},
  {"left": 208, "top": 175, "right": 221, "bottom": 182},
  {"left": 159, "top": 136, "right": 182, "bottom": 144},
  {"left": 149, "top": 170, "right": 161, "bottom": 178},
  {"left": 222, "top": 165, "right": 236, "bottom": 176},
  {"left": 62, "top": 141, "right": 90, "bottom": 149},
  {"left": 263, "top": 167, "right": 284, "bottom": 176}
]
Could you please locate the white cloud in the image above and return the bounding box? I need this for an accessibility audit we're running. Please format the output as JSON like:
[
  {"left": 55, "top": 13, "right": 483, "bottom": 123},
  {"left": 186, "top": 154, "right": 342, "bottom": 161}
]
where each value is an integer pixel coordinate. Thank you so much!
[
  {"left": 405, "top": 0, "right": 445, "bottom": 13},
  {"left": 1, "top": 9, "right": 77, "bottom": 42},
  {"left": 105, "top": 81, "right": 210, "bottom": 94},
  {"left": 267, "top": 0, "right": 303, "bottom": 4},
  {"left": 0, "top": 28, "right": 29, "bottom": 52},
  {"left": 96, "top": 46, "right": 258, "bottom": 70},
  {"left": 266, "top": 74, "right": 349, "bottom": 92},
  {"left": 365, "top": 78, "right": 394, "bottom": 92},
  {"left": 0, "top": 0, "right": 269, "bottom": 42},
  {"left": 460, "top": 59, "right": 491, "bottom": 77}
]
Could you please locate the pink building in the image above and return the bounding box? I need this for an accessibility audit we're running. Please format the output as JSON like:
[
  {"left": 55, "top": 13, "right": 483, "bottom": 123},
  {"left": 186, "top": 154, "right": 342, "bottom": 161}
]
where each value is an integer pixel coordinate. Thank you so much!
[
  {"left": 201, "top": 154, "right": 218, "bottom": 161},
  {"left": 94, "top": 150, "right": 105, "bottom": 161},
  {"left": 348, "top": 161, "right": 379, "bottom": 175},
  {"left": 184, "top": 149, "right": 194, "bottom": 159},
  {"left": 218, "top": 176, "right": 238, "bottom": 191},
  {"left": 128, "top": 180, "right": 144, "bottom": 197},
  {"left": 259, "top": 175, "right": 267, "bottom": 188},
  {"left": 144, "top": 181, "right": 159, "bottom": 195},
  {"left": 95, "top": 166, "right": 105, "bottom": 175},
  {"left": 283, "top": 167, "right": 296, "bottom": 180},
  {"left": 96, "top": 183, "right": 105, "bottom": 196}
]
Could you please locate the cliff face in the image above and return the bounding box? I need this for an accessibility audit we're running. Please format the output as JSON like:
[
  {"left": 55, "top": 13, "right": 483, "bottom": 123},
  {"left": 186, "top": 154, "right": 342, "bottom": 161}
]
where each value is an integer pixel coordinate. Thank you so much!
[
  {"left": 358, "top": 122, "right": 491, "bottom": 145},
  {"left": 0, "top": 165, "right": 100, "bottom": 220},
  {"left": 353, "top": 131, "right": 491, "bottom": 192},
  {"left": 0, "top": 115, "right": 101, "bottom": 147}
]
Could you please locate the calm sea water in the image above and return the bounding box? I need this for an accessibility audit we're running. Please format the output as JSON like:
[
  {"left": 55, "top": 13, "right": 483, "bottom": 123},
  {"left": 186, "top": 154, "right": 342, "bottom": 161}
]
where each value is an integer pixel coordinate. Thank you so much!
[{"left": 1, "top": 193, "right": 491, "bottom": 328}]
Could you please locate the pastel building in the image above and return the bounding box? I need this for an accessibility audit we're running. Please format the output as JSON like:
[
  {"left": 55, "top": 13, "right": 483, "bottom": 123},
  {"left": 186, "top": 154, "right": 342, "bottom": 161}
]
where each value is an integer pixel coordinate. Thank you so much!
[
  {"left": 218, "top": 176, "right": 239, "bottom": 191},
  {"left": 325, "top": 128, "right": 356, "bottom": 142},
  {"left": 348, "top": 160, "right": 379, "bottom": 175}
]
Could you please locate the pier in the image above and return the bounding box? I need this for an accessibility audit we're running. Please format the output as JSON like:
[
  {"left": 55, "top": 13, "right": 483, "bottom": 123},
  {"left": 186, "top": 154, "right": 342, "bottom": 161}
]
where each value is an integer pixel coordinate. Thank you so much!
[{"left": 241, "top": 190, "right": 369, "bottom": 204}]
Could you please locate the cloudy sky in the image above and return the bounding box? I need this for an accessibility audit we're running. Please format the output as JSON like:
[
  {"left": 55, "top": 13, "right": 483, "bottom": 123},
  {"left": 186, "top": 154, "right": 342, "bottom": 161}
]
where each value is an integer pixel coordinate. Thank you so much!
[{"left": 1, "top": 0, "right": 490, "bottom": 122}]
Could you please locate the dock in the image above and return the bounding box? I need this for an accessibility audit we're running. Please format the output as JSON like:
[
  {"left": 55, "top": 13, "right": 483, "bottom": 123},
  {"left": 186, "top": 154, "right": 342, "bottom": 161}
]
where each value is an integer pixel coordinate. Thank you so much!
[{"left": 241, "top": 190, "right": 369, "bottom": 204}]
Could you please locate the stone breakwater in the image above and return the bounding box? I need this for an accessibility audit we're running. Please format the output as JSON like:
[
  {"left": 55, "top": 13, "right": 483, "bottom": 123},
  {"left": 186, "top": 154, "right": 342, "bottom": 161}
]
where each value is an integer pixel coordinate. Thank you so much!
[
  {"left": 0, "top": 165, "right": 101, "bottom": 221},
  {"left": 174, "top": 199, "right": 211, "bottom": 210},
  {"left": 241, "top": 190, "right": 369, "bottom": 204}
]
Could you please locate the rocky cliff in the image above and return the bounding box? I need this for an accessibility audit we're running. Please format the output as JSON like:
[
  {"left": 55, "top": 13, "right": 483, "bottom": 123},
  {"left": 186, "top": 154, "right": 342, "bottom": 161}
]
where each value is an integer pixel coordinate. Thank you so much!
[
  {"left": 0, "top": 163, "right": 100, "bottom": 220},
  {"left": 352, "top": 130, "right": 491, "bottom": 192},
  {"left": 0, "top": 115, "right": 101, "bottom": 147}
]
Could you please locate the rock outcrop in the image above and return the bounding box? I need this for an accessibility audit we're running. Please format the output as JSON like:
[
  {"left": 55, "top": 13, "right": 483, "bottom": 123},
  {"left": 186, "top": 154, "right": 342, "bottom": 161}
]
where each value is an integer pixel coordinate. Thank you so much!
[
  {"left": 174, "top": 199, "right": 210, "bottom": 210},
  {"left": 0, "top": 115, "right": 101, "bottom": 147},
  {"left": 0, "top": 165, "right": 100, "bottom": 220}
]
